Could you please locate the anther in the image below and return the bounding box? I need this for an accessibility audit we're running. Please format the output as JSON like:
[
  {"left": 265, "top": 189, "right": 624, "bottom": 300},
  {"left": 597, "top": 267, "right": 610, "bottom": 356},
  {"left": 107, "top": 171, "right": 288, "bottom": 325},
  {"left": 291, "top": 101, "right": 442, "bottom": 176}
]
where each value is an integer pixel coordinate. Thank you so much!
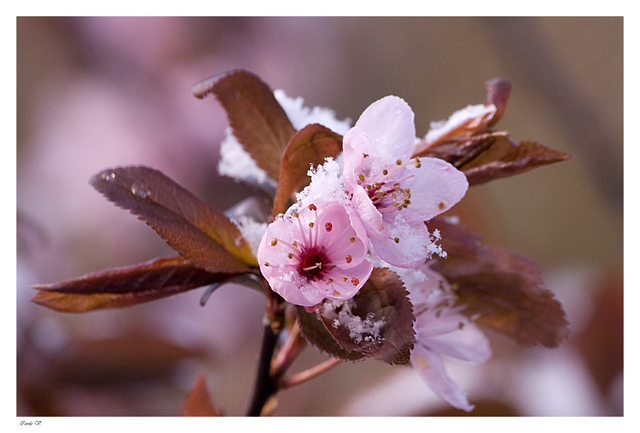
[
  {"left": 345, "top": 255, "right": 352, "bottom": 263},
  {"left": 325, "top": 222, "right": 333, "bottom": 232},
  {"left": 350, "top": 277, "right": 360, "bottom": 286},
  {"left": 308, "top": 203, "right": 317, "bottom": 211},
  {"left": 270, "top": 238, "right": 278, "bottom": 246},
  {"left": 394, "top": 237, "right": 400, "bottom": 243}
]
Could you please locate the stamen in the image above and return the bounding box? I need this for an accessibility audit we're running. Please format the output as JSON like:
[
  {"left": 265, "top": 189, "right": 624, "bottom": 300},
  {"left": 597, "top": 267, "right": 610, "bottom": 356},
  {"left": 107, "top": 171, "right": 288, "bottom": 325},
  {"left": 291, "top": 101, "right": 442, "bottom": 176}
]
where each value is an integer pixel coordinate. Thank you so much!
[
  {"left": 270, "top": 238, "right": 278, "bottom": 246},
  {"left": 345, "top": 255, "right": 352, "bottom": 263},
  {"left": 394, "top": 237, "right": 400, "bottom": 243},
  {"left": 350, "top": 277, "right": 360, "bottom": 286},
  {"left": 325, "top": 222, "right": 333, "bottom": 232}
]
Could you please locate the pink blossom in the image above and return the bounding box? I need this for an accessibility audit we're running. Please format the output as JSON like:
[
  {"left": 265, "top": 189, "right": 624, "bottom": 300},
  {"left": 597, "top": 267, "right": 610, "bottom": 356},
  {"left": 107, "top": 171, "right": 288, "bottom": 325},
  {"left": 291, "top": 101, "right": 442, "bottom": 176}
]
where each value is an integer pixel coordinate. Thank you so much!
[
  {"left": 401, "top": 265, "right": 491, "bottom": 412},
  {"left": 342, "top": 96, "right": 468, "bottom": 268},
  {"left": 257, "top": 202, "right": 372, "bottom": 308}
]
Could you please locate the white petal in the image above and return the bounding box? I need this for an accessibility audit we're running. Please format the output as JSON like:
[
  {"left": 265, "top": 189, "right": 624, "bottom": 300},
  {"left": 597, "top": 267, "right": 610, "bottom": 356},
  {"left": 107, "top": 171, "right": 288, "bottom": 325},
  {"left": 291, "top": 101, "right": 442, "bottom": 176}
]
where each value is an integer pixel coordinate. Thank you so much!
[
  {"left": 418, "top": 317, "right": 492, "bottom": 364},
  {"left": 352, "top": 95, "right": 416, "bottom": 160},
  {"left": 411, "top": 345, "right": 475, "bottom": 412}
]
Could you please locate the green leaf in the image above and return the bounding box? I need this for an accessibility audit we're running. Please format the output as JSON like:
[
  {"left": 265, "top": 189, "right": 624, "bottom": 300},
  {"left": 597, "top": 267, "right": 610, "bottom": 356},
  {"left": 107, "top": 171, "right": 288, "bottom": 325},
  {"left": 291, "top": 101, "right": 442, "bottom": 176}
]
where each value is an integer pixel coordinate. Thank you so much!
[
  {"left": 192, "top": 69, "right": 297, "bottom": 182},
  {"left": 297, "top": 268, "right": 415, "bottom": 365},
  {"left": 91, "top": 166, "right": 256, "bottom": 273},
  {"left": 429, "top": 217, "right": 570, "bottom": 347},
  {"left": 32, "top": 256, "right": 233, "bottom": 312},
  {"left": 272, "top": 123, "right": 343, "bottom": 216}
]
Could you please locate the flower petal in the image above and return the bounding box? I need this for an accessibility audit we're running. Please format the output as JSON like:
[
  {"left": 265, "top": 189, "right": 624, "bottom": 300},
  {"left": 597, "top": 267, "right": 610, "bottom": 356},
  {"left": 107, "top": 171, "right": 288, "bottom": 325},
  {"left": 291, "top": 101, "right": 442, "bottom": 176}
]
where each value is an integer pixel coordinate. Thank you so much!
[
  {"left": 411, "top": 345, "right": 475, "bottom": 412},
  {"left": 352, "top": 95, "right": 416, "bottom": 160},
  {"left": 403, "top": 157, "right": 469, "bottom": 224},
  {"left": 371, "top": 220, "right": 431, "bottom": 268},
  {"left": 417, "top": 316, "right": 492, "bottom": 364}
]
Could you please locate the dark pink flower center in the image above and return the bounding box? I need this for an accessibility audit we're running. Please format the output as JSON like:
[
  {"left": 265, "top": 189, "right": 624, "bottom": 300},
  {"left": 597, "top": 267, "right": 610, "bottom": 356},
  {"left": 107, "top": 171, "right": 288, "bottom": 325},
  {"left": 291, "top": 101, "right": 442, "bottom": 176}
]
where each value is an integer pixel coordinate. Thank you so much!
[{"left": 297, "top": 246, "right": 330, "bottom": 281}]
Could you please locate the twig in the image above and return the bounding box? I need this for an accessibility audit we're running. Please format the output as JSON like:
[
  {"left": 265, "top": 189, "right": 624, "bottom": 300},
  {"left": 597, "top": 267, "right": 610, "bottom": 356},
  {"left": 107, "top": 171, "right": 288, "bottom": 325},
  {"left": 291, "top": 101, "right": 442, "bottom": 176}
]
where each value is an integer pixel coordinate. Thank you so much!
[
  {"left": 279, "top": 357, "right": 342, "bottom": 389},
  {"left": 244, "top": 322, "right": 280, "bottom": 416}
]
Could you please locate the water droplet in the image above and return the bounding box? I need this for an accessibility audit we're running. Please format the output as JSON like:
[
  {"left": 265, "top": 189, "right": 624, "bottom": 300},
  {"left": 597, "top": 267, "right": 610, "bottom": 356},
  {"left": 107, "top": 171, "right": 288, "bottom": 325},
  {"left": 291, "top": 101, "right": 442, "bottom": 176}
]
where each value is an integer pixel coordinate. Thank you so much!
[
  {"left": 130, "top": 180, "right": 150, "bottom": 199},
  {"left": 101, "top": 170, "right": 116, "bottom": 181}
]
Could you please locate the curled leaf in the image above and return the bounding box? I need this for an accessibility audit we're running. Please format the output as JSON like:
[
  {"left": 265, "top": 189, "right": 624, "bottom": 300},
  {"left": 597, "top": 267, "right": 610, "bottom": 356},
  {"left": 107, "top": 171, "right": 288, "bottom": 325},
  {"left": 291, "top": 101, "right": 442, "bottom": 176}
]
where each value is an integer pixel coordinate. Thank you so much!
[
  {"left": 272, "top": 123, "right": 343, "bottom": 216},
  {"left": 91, "top": 166, "right": 256, "bottom": 272},
  {"left": 484, "top": 78, "right": 512, "bottom": 128},
  {"left": 297, "top": 268, "right": 415, "bottom": 365},
  {"left": 429, "top": 218, "right": 570, "bottom": 347},
  {"left": 32, "top": 256, "right": 234, "bottom": 313},
  {"left": 414, "top": 78, "right": 571, "bottom": 186},
  {"left": 192, "top": 69, "right": 296, "bottom": 182}
]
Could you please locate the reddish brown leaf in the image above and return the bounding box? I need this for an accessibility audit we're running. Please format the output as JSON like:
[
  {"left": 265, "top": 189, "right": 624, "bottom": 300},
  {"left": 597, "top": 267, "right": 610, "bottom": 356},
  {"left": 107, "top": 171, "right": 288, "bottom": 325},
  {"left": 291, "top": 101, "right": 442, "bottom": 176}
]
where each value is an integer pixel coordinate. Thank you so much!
[
  {"left": 297, "top": 268, "right": 415, "bottom": 365},
  {"left": 272, "top": 123, "right": 343, "bottom": 216},
  {"left": 32, "top": 256, "right": 235, "bottom": 313},
  {"left": 192, "top": 69, "right": 297, "bottom": 182},
  {"left": 414, "top": 78, "right": 571, "bottom": 186},
  {"left": 484, "top": 78, "right": 512, "bottom": 128},
  {"left": 182, "top": 374, "right": 220, "bottom": 416},
  {"left": 429, "top": 218, "right": 570, "bottom": 347},
  {"left": 91, "top": 166, "right": 256, "bottom": 272},
  {"left": 460, "top": 138, "right": 573, "bottom": 186},
  {"left": 296, "top": 305, "right": 365, "bottom": 362}
]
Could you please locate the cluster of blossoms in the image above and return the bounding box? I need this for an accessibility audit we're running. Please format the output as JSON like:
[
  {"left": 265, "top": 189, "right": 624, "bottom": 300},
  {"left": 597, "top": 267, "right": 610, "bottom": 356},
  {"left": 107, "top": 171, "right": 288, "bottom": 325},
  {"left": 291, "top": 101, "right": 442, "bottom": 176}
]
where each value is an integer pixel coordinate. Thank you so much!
[
  {"left": 32, "top": 70, "right": 570, "bottom": 416},
  {"left": 225, "top": 93, "right": 491, "bottom": 410}
]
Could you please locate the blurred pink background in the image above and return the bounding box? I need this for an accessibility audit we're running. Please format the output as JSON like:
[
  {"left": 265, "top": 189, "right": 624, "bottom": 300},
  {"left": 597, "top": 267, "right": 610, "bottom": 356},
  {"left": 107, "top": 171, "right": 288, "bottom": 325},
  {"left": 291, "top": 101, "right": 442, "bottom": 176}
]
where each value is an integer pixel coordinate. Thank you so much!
[{"left": 16, "top": 17, "right": 623, "bottom": 416}]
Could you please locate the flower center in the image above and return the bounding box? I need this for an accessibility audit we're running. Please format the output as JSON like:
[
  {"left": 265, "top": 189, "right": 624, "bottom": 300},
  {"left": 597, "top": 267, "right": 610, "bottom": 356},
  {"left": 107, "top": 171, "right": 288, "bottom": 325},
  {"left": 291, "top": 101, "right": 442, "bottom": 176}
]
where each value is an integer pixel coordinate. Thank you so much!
[
  {"left": 356, "top": 155, "right": 421, "bottom": 214},
  {"left": 298, "top": 246, "right": 330, "bottom": 281}
]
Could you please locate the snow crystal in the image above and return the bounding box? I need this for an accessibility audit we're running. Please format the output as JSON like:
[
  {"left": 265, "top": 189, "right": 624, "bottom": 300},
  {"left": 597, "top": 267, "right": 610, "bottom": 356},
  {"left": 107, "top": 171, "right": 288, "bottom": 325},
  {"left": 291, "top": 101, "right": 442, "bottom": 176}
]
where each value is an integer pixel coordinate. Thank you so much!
[
  {"left": 274, "top": 89, "right": 352, "bottom": 135},
  {"left": 218, "top": 128, "right": 276, "bottom": 188},
  {"left": 295, "top": 158, "right": 350, "bottom": 207},
  {"left": 423, "top": 103, "right": 496, "bottom": 145},
  {"left": 322, "top": 299, "right": 386, "bottom": 344},
  {"left": 231, "top": 215, "right": 268, "bottom": 257}
]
